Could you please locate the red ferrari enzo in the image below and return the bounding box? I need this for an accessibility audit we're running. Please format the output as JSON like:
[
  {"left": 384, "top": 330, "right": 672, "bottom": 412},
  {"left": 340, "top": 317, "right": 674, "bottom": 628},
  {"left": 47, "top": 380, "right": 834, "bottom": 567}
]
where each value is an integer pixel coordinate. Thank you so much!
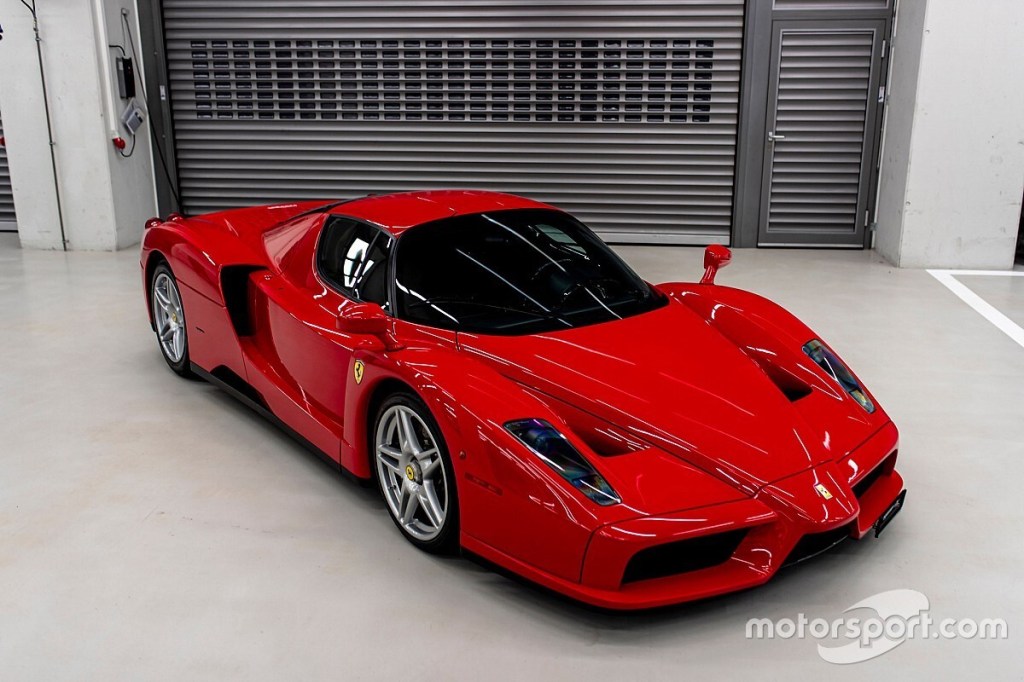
[{"left": 141, "top": 190, "right": 906, "bottom": 609}]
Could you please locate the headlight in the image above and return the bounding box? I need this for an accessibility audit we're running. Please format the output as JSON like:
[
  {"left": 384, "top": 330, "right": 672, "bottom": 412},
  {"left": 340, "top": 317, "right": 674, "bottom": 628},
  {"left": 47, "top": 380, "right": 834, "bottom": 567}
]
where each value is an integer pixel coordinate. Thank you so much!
[
  {"left": 504, "top": 418, "right": 621, "bottom": 506},
  {"left": 803, "top": 339, "right": 875, "bottom": 413}
]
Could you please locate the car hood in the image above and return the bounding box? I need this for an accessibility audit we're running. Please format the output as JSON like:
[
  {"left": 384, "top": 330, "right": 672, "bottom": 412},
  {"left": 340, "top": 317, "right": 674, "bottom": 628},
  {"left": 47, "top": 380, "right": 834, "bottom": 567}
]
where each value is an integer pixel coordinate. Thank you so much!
[{"left": 456, "top": 298, "right": 882, "bottom": 495}]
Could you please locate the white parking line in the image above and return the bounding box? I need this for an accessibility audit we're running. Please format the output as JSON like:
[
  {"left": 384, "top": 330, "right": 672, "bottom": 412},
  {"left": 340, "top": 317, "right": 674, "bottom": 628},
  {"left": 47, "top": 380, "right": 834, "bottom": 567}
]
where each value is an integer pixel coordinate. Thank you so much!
[
  {"left": 932, "top": 269, "right": 1024, "bottom": 277},
  {"left": 928, "top": 269, "right": 1024, "bottom": 349}
]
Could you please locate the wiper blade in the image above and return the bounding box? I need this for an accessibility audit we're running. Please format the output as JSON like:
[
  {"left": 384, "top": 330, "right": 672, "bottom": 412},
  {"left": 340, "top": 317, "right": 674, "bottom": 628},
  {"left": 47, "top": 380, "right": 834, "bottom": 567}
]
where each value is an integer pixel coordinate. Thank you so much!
[
  {"left": 551, "top": 276, "right": 643, "bottom": 315},
  {"left": 405, "top": 297, "right": 569, "bottom": 324}
]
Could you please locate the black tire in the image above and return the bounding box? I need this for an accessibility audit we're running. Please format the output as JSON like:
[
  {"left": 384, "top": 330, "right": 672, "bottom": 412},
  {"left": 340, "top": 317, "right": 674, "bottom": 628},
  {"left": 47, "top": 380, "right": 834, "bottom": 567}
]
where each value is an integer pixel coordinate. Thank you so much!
[
  {"left": 373, "top": 392, "right": 460, "bottom": 554},
  {"left": 149, "top": 262, "right": 196, "bottom": 379}
]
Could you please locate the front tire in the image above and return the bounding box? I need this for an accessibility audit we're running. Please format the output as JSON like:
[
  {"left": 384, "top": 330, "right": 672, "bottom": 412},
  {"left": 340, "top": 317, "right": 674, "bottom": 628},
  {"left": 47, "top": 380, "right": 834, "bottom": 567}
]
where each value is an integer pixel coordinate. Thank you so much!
[
  {"left": 373, "top": 393, "right": 459, "bottom": 554},
  {"left": 150, "top": 263, "right": 194, "bottom": 378}
]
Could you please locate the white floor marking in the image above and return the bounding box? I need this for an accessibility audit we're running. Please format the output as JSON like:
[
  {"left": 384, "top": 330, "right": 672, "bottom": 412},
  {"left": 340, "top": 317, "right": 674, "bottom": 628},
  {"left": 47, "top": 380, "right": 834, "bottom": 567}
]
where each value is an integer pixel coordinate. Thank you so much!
[
  {"left": 932, "top": 269, "right": 1024, "bottom": 278},
  {"left": 928, "top": 269, "right": 1024, "bottom": 350}
]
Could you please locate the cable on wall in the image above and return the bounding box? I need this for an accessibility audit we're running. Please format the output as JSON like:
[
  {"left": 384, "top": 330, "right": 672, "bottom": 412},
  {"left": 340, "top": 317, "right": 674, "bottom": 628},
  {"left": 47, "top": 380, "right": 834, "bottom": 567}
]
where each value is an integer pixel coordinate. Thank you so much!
[
  {"left": 20, "top": 0, "right": 68, "bottom": 250},
  {"left": 121, "top": 9, "right": 182, "bottom": 210},
  {"left": 105, "top": 39, "right": 135, "bottom": 160},
  {"left": 117, "top": 131, "right": 137, "bottom": 159}
]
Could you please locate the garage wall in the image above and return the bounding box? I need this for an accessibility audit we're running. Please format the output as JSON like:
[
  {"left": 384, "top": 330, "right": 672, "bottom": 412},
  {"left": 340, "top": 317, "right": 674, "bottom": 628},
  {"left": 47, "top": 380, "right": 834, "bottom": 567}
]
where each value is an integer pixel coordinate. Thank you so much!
[
  {"left": 872, "top": 0, "right": 925, "bottom": 265},
  {"left": 97, "top": 0, "right": 161, "bottom": 250},
  {"left": 0, "top": 4, "right": 62, "bottom": 249},
  {"left": 158, "top": 0, "right": 746, "bottom": 244},
  {"left": 875, "top": 0, "right": 1024, "bottom": 269},
  {"left": 0, "top": 1, "right": 157, "bottom": 250}
]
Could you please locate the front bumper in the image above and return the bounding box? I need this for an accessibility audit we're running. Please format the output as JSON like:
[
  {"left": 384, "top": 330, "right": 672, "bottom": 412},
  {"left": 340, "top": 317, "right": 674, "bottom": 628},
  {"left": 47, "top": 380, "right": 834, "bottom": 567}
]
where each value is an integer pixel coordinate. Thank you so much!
[{"left": 463, "top": 423, "right": 905, "bottom": 610}]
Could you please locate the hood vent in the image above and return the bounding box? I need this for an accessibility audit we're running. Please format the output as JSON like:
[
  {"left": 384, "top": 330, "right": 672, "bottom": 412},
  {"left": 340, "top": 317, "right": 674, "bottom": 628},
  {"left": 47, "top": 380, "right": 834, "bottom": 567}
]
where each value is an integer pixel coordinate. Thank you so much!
[
  {"left": 746, "top": 351, "right": 813, "bottom": 403},
  {"left": 673, "top": 296, "right": 813, "bottom": 404}
]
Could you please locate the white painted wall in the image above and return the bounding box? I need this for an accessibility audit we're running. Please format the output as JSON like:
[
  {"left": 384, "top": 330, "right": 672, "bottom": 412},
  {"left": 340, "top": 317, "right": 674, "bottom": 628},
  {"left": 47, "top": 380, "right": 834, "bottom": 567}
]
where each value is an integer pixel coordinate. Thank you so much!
[
  {"left": 0, "top": 0, "right": 155, "bottom": 250},
  {"left": 96, "top": 0, "right": 159, "bottom": 250},
  {"left": 0, "top": 2, "right": 62, "bottom": 249},
  {"left": 873, "top": 0, "right": 927, "bottom": 264},
  {"left": 876, "top": 0, "right": 1024, "bottom": 269}
]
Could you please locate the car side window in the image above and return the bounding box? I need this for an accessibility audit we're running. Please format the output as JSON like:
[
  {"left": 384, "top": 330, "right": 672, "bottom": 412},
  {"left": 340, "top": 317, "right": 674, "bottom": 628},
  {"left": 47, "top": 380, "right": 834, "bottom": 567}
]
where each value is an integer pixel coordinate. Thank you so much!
[{"left": 317, "top": 217, "right": 393, "bottom": 310}]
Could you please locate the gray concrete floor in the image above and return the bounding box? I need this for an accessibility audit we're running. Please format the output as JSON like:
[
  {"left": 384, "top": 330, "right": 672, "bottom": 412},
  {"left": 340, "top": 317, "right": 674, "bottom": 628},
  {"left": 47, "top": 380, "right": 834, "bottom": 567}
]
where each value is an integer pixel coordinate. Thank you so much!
[
  {"left": 958, "top": 274, "right": 1024, "bottom": 329},
  {"left": 1, "top": 232, "right": 1022, "bottom": 680}
]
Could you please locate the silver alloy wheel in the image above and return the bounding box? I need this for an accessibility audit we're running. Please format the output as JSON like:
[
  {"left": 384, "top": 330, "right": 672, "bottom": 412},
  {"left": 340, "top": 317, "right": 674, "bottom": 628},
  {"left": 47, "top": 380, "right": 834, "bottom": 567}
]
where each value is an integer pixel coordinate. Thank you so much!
[
  {"left": 375, "top": 404, "right": 449, "bottom": 542},
  {"left": 152, "top": 272, "right": 186, "bottom": 363}
]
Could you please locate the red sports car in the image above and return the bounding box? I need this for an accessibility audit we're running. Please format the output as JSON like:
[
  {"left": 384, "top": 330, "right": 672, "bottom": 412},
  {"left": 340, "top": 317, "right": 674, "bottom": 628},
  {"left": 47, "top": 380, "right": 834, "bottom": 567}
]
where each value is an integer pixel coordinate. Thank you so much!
[{"left": 141, "top": 190, "right": 905, "bottom": 610}]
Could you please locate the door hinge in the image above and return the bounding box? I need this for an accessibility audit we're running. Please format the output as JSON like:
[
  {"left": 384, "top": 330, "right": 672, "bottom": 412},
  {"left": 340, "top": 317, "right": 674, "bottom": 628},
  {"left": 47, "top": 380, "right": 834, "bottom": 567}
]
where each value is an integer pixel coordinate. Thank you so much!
[{"left": 881, "top": 39, "right": 888, "bottom": 60}]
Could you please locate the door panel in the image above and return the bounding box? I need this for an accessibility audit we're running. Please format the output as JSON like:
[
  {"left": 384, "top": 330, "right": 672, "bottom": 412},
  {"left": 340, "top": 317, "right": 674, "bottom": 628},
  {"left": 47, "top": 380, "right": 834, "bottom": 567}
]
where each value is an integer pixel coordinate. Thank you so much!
[
  {"left": 257, "top": 275, "right": 354, "bottom": 425},
  {"left": 241, "top": 216, "right": 397, "bottom": 460},
  {"left": 241, "top": 272, "right": 353, "bottom": 459},
  {"left": 758, "top": 20, "right": 885, "bottom": 246}
]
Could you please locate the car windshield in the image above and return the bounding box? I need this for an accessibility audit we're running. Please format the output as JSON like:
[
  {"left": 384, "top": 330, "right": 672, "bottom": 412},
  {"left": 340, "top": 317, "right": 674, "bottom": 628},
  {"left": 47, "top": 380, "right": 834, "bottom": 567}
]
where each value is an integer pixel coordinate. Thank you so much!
[{"left": 394, "top": 208, "right": 665, "bottom": 334}]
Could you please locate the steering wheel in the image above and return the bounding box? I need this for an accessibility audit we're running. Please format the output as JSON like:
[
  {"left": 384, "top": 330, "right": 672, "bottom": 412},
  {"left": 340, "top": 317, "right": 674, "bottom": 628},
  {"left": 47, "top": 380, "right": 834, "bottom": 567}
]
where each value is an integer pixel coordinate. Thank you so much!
[
  {"left": 555, "top": 276, "right": 623, "bottom": 309},
  {"left": 527, "top": 257, "right": 575, "bottom": 284}
]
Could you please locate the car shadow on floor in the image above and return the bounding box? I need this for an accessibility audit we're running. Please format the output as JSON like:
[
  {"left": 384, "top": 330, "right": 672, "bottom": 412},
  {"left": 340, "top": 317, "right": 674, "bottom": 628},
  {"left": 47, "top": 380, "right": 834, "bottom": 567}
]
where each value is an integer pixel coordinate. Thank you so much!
[{"left": 185, "top": 371, "right": 890, "bottom": 635}]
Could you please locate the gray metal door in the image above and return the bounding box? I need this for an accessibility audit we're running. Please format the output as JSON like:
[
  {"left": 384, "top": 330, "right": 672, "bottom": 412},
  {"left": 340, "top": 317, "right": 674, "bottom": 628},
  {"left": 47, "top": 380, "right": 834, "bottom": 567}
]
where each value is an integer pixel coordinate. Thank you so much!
[
  {"left": 159, "top": 1, "right": 745, "bottom": 244},
  {"left": 0, "top": 109, "right": 16, "bottom": 232},
  {"left": 758, "top": 20, "right": 885, "bottom": 247}
]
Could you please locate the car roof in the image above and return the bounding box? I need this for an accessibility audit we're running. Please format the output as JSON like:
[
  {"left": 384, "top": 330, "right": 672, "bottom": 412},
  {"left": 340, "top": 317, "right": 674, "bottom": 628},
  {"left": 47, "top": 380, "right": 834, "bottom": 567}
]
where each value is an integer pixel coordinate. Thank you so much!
[{"left": 326, "top": 190, "right": 557, "bottom": 236}]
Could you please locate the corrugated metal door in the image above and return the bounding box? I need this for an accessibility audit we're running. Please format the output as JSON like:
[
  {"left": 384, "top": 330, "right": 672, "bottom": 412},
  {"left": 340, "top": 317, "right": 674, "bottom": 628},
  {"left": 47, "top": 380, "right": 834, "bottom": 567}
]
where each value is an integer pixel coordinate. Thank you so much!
[
  {"left": 0, "top": 109, "right": 16, "bottom": 231},
  {"left": 757, "top": 20, "right": 885, "bottom": 246},
  {"left": 160, "top": 1, "right": 744, "bottom": 244}
]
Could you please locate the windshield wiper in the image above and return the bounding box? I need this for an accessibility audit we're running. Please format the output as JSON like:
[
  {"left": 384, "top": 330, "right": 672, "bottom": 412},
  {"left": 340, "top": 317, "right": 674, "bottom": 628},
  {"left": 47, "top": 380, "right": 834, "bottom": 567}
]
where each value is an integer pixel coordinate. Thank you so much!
[
  {"left": 550, "top": 277, "right": 644, "bottom": 315},
  {"left": 405, "top": 297, "right": 570, "bottom": 325}
]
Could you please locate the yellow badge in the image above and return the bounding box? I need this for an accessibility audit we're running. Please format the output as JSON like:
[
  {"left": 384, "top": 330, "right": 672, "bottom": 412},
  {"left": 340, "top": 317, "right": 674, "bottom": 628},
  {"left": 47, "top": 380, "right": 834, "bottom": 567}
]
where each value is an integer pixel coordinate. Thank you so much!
[
  {"left": 405, "top": 465, "right": 416, "bottom": 481},
  {"left": 353, "top": 359, "right": 364, "bottom": 384},
  {"left": 815, "top": 483, "right": 833, "bottom": 500}
]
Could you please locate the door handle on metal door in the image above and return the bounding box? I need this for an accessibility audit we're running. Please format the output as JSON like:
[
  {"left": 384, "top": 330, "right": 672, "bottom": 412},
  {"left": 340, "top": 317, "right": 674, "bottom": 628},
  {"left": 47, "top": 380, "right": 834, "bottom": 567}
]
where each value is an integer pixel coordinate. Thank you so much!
[{"left": 767, "top": 131, "right": 786, "bottom": 142}]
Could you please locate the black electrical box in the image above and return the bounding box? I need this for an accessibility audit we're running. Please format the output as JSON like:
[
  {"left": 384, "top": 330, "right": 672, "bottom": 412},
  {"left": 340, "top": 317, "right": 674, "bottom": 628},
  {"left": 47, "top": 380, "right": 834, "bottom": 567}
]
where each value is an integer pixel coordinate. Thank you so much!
[{"left": 116, "top": 56, "right": 136, "bottom": 99}]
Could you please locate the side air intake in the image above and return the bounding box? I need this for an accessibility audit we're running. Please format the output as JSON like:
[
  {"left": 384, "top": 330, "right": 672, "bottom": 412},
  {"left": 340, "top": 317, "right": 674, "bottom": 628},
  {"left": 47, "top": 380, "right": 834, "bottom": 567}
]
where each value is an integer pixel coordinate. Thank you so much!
[{"left": 221, "top": 266, "right": 264, "bottom": 337}]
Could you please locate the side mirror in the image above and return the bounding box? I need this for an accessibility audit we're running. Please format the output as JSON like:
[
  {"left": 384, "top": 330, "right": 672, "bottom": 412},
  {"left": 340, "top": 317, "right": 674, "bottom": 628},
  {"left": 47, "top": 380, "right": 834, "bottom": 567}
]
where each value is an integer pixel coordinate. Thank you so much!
[
  {"left": 336, "top": 301, "right": 388, "bottom": 335},
  {"left": 336, "top": 302, "right": 403, "bottom": 351},
  {"left": 700, "top": 244, "right": 732, "bottom": 285}
]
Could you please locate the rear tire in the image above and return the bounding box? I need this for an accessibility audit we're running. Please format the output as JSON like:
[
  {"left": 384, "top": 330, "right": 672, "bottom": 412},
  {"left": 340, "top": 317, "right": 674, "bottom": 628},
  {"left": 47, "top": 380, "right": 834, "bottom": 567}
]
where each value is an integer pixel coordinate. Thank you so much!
[
  {"left": 150, "top": 263, "right": 195, "bottom": 378},
  {"left": 373, "top": 392, "right": 459, "bottom": 554}
]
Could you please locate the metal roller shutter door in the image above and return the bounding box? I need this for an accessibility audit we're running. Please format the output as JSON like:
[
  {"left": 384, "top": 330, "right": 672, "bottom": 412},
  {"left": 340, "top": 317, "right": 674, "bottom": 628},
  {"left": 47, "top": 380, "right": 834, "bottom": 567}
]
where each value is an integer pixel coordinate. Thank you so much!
[
  {"left": 0, "top": 110, "right": 16, "bottom": 230},
  {"left": 162, "top": 1, "right": 744, "bottom": 244}
]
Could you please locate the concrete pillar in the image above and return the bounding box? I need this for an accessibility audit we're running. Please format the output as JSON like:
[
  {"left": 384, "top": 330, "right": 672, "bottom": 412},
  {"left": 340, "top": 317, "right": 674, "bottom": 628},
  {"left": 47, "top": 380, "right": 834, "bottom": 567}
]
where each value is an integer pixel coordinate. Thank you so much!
[
  {"left": 875, "top": 0, "right": 1024, "bottom": 269},
  {"left": 0, "top": 0, "right": 157, "bottom": 250}
]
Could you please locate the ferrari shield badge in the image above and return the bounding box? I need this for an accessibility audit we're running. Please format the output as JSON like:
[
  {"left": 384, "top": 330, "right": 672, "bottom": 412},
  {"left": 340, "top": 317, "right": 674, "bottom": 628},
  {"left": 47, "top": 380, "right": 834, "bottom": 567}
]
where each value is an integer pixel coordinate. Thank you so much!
[
  {"left": 353, "top": 359, "right": 365, "bottom": 384},
  {"left": 815, "top": 483, "right": 833, "bottom": 500}
]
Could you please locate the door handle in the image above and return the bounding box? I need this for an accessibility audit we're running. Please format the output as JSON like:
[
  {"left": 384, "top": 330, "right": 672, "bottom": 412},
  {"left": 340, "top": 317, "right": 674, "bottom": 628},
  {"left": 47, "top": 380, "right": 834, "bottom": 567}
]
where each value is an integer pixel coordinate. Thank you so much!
[{"left": 767, "top": 131, "right": 786, "bottom": 142}]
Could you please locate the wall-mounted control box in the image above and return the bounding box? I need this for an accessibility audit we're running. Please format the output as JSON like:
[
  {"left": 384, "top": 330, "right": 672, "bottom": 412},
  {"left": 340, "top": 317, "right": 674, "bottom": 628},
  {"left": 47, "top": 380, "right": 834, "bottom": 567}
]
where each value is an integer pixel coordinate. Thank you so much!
[
  {"left": 121, "top": 99, "right": 145, "bottom": 135},
  {"left": 116, "top": 56, "right": 136, "bottom": 99}
]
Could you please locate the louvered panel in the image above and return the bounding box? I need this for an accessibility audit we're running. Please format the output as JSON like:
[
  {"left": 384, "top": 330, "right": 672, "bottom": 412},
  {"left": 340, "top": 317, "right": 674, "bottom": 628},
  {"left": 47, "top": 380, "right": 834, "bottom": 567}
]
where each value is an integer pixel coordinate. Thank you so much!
[
  {"left": 765, "top": 27, "right": 874, "bottom": 236},
  {"left": 0, "top": 109, "right": 16, "bottom": 229},
  {"left": 162, "top": 0, "right": 744, "bottom": 244},
  {"left": 773, "top": 0, "right": 888, "bottom": 9}
]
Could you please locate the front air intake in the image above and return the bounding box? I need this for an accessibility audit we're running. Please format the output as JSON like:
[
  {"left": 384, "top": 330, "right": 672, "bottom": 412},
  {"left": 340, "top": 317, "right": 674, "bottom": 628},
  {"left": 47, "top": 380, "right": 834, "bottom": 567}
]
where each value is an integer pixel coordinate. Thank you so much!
[
  {"left": 621, "top": 529, "right": 748, "bottom": 584},
  {"left": 853, "top": 452, "right": 896, "bottom": 499},
  {"left": 783, "top": 524, "right": 853, "bottom": 566}
]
